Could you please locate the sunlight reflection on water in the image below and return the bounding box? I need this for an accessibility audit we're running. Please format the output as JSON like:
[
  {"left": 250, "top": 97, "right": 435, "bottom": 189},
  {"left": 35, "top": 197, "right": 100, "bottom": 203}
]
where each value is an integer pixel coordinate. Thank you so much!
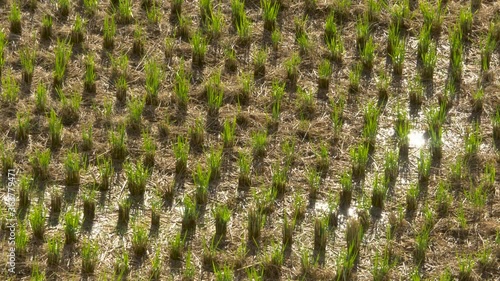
[{"left": 409, "top": 130, "right": 425, "bottom": 148}]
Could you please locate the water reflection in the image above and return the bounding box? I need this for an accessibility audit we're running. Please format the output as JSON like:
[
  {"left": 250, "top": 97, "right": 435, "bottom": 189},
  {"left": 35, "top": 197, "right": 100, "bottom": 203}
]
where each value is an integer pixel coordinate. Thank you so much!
[{"left": 409, "top": 130, "right": 425, "bottom": 148}]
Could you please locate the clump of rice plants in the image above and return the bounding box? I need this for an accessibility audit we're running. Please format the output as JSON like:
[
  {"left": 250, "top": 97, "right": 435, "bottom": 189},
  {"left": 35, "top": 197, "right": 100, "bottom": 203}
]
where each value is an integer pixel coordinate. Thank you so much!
[
  {"left": 30, "top": 148, "right": 50, "bottom": 181},
  {"left": 330, "top": 96, "right": 345, "bottom": 139},
  {"left": 71, "top": 15, "right": 85, "bottom": 44},
  {"left": 247, "top": 207, "right": 264, "bottom": 243},
  {"left": 459, "top": 8, "right": 473, "bottom": 38},
  {"left": 420, "top": 0, "right": 443, "bottom": 34},
  {"left": 284, "top": 52, "right": 301, "bottom": 83},
  {"left": 182, "top": 196, "right": 197, "bottom": 232},
  {"left": 271, "top": 28, "right": 281, "bottom": 50},
  {"left": 35, "top": 82, "right": 48, "bottom": 112},
  {"left": 20, "top": 47, "right": 36, "bottom": 84},
  {"left": 356, "top": 17, "right": 370, "bottom": 47},
  {"left": 1, "top": 143, "right": 14, "bottom": 176},
  {"left": 251, "top": 129, "right": 268, "bottom": 157},
  {"left": 348, "top": 63, "right": 362, "bottom": 92},
  {"left": 145, "top": 58, "right": 163, "bottom": 105},
  {"left": 64, "top": 149, "right": 81, "bottom": 185},
  {"left": 213, "top": 204, "right": 231, "bottom": 238},
  {"left": 84, "top": 0, "right": 98, "bottom": 16},
  {"left": 318, "top": 59, "right": 332, "bottom": 89},
  {"left": 118, "top": 198, "right": 131, "bottom": 225},
  {"left": 339, "top": 170, "right": 352, "bottom": 206},
  {"left": 117, "top": 0, "right": 133, "bottom": 23},
  {"left": 132, "top": 24, "right": 145, "bottom": 57},
  {"left": 41, "top": 14, "right": 53, "bottom": 39},
  {"left": 47, "top": 236, "right": 61, "bottom": 266},
  {"left": 391, "top": 36, "right": 405, "bottom": 75},
  {"left": 206, "top": 71, "right": 224, "bottom": 116},
  {"left": 164, "top": 37, "right": 175, "bottom": 60},
  {"left": 409, "top": 74, "right": 424, "bottom": 105},
  {"left": 1, "top": 70, "right": 19, "bottom": 104},
  {"left": 359, "top": 37, "right": 377, "bottom": 69},
  {"left": 15, "top": 223, "right": 28, "bottom": 256},
  {"left": 435, "top": 180, "right": 451, "bottom": 216},
  {"left": 314, "top": 216, "right": 328, "bottom": 256},
  {"left": 271, "top": 162, "right": 288, "bottom": 195},
  {"left": 193, "top": 164, "right": 210, "bottom": 205},
  {"left": 420, "top": 41, "right": 437, "bottom": 80},
  {"left": 371, "top": 174, "right": 387, "bottom": 209},
  {"left": 50, "top": 188, "right": 62, "bottom": 214},
  {"left": 261, "top": 241, "right": 284, "bottom": 277},
  {"left": 149, "top": 248, "right": 161, "bottom": 279},
  {"left": 222, "top": 118, "right": 236, "bottom": 148},
  {"left": 57, "top": 0, "right": 70, "bottom": 17},
  {"left": 253, "top": 48, "right": 267, "bottom": 77},
  {"left": 169, "top": 232, "right": 185, "bottom": 261},
  {"left": 29, "top": 204, "right": 46, "bottom": 240},
  {"left": 235, "top": 12, "right": 251, "bottom": 45},
  {"left": 238, "top": 150, "right": 251, "bottom": 188},
  {"left": 81, "top": 239, "right": 99, "bottom": 273},
  {"left": 174, "top": 60, "right": 190, "bottom": 109},
  {"left": 464, "top": 123, "right": 482, "bottom": 158},
  {"left": 103, "top": 15, "right": 116, "bottom": 49},
  {"left": 113, "top": 250, "right": 129, "bottom": 277},
  {"left": 16, "top": 111, "right": 30, "bottom": 142},
  {"left": 417, "top": 150, "right": 431, "bottom": 183},
  {"left": 406, "top": 183, "right": 419, "bottom": 212},
  {"left": 207, "top": 146, "right": 222, "bottom": 181},
  {"left": 58, "top": 89, "right": 82, "bottom": 124},
  {"left": 296, "top": 86, "right": 315, "bottom": 119},
  {"left": 472, "top": 87, "right": 484, "bottom": 113},
  {"left": 449, "top": 26, "right": 463, "bottom": 81},
  {"left": 176, "top": 12, "right": 192, "bottom": 39},
  {"left": 53, "top": 39, "right": 72, "bottom": 87},
  {"left": 350, "top": 143, "right": 370, "bottom": 178},
  {"left": 189, "top": 118, "right": 205, "bottom": 149},
  {"left": 127, "top": 95, "right": 145, "bottom": 130},
  {"left": 307, "top": 168, "right": 321, "bottom": 199},
  {"left": 84, "top": 54, "right": 96, "bottom": 93},
  {"left": 82, "top": 188, "right": 96, "bottom": 221},
  {"left": 395, "top": 106, "right": 410, "bottom": 153},
  {"left": 9, "top": 2, "right": 22, "bottom": 34},
  {"left": 108, "top": 125, "right": 127, "bottom": 160},
  {"left": 261, "top": 0, "right": 279, "bottom": 31},
  {"left": 174, "top": 136, "right": 189, "bottom": 176},
  {"left": 224, "top": 47, "right": 237, "bottom": 72},
  {"left": 132, "top": 223, "right": 149, "bottom": 256},
  {"left": 191, "top": 31, "right": 208, "bottom": 66},
  {"left": 125, "top": 161, "right": 150, "bottom": 196},
  {"left": 64, "top": 208, "right": 80, "bottom": 244},
  {"left": 142, "top": 131, "right": 156, "bottom": 167},
  {"left": 18, "top": 175, "right": 32, "bottom": 208}
]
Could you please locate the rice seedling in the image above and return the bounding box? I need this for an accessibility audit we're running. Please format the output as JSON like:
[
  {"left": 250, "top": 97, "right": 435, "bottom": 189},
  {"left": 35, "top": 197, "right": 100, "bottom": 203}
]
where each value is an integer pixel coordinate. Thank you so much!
[
  {"left": 251, "top": 129, "right": 268, "bottom": 157},
  {"left": 118, "top": 198, "right": 131, "bottom": 224},
  {"left": 306, "top": 168, "right": 321, "bottom": 199},
  {"left": 420, "top": 41, "right": 437, "bottom": 80},
  {"left": 420, "top": 0, "right": 443, "bottom": 34},
  {"left": 127, "top": 95, "right": 145, "bottom": 130},
  {"left": 480, "top": 35, "right": 495, "bottom": 73},
  {"left": 9, "top": 2, "right": 22, "bottom": 34},
  {"left": 114, "top": 250, "right": 129, "bottom": 277},
  {"left": 435, "top": 180, "right": 451, "bottom": 216},
  {"left": 471, "top": 0, "right": 481, "bottom": 9},
  {"left": 350, "top": 142, "right": 370, "bottom": 178},
  {"left": 390, "top": 0, "right": 410, "bottom": 28},
  {"left": 125, "top": 161, "right": 150, "bottom": 196},
  {"left": 253, "top": 48, "right": 267, "bottom": 76},
  {"left": 284, "top": 52, "right": 301, "bottom": 83},
  {"left": 145, "top": 59, "right": 163, "bottom": 105},
  {"left": 282, "top": 212, "right": 295, "bottom": 248},
  {"left": 271, "top": 28, "right": 281, "bottom": 50},
  {"left": 292, "top": 193, "right": 307, "bottom": 220},
  {"left": 183, "top": 249, "right": 195, "bottom": 279},
  {"left": 387, "top": 22, "right": 401, "bottom": 56},
  {"left": 391, "top": 37, "right": 405, "bottom": 75},
  {"left": 235, "top": 14, "right": 251, "bottom": 44},
  {"left": 82, "top": 188, "right": 96, "bottom": 221},
  {"left": 109, "top": 125, "right": 127, "bottom": 160},
  {"left": 182, "top": 196, "right": 197, "bottom": 232},
  {"left": 171, "top": 0, "right": 183, "bottom": 14},
  {"left": 1, "top": 70, "right": 19, "bottom": 104},
  {"left": 208, "top": 9, "right": 224, "bottom": 39},
  {"left": 84, "top": 0, "right": 98, "bottom": 16},
  {"left": 206, "top": 79, "right": 224, "bottom": 116},
  {"left": 457, "top": 254, "right": 473, "bottom": 280},
  {"left": 0, "top": 31, "right": 5, "bottom": 73},
  {"left": 261, "top": 0, "right": 279, "bottom": 31},
  {"left": 414, "top": 227, "right": 430, "bottom": 264},
  {"left": 131, "top": 223, "right": 149, "bottom": 256},
  {"left": 334, "top": 0, "right": 352, "bottom": 21},
  {"left": 449, "top": 27, "right": 463, "bottom": 81},
  {"left": 29, "top": 204, "right": 46, "bottom": 240},
  {"left": 176, "top": 12, "right": 192, "bottom": 39},
  {"left": 164, "top": 37, "right": 175, "bottom": 60},
  {"left": 16, "top": 111, "right": 30, "bottom": 142},
  {"left": 33, "top": 83, "right": 48, "bottom": 112},
  {"left": 15, "top": 223, "right": 28, "bottom": 255},
  {"left": 439, "top": 268, "right": 452, "bottom": 281},
  {"left": 189, "top": 118, "right": 205, "bottom": 149},
  {"left": 313, "top": 216, "right": 328, "bottom": 255},
  {"left": 167, "top": 231, "right": 185, "bottom": 261},
  {"left": 64, "top": 208, "right": 80, "bottom": 244},
  {"left": 50, "top": 188, "right": 62, "bottom": 213},
  {"left": 174, "top": 60, "right": 190, "bottom": 109},
  {"left": 348, "top": 63, "right": 362, "bottom": 92},
  {"left": 81, "top": 239, "right": 99, "bottom": 273},
  {"left": 406, "top": 183, "right": 419, "bottom": 212},
  {"left": 471, "top": 86, "right": 484, "bottom": 113},
  {"left": 296, "top": 86, "right": 315, "bottom": 119},
  {"left": 20, "top": 47, "right": 36, "bottom": 84},
  {"left": 493, "top": 108, "right": 500, "bottom": 142},
  {"left": 58, "top": 0, "right": 70, "bottom": 17},
  {"left": 238, "top": 150, "right": 251, "bottom": 188},
  {"left": 464, "top": 123, "right": 481, "bottom": 158},
  {"left": 117, "top": 0, "right": 133, "bottom": 24},
  {"left": 193, "top": 164, "right": 210, "bottom": 204},
  {"left": 140, "top": 131, "right": 156, "bottom": 167},
  {"left": 174, "top": 136, "right": 189, "bottom": 175},
  {"left": 149, "top": 249, "right": 161, "bottom": 280},
  {"left": 337, "top": 170, "right": 352, "bottom": 206},
  {"left": 482, "top": 161, "right": 496, "bottom": 192},
  {"left": 465, "top": 185, "right": 487, "bottom": 217},
  {"left": 1, "top": 143, "right": 14, "bottom": 177},
  {"left": 146, "top": 1, "right": 162, "bottom": 24},
  {"left": 383, "top": 150, "right": 398, "bottom": 182},
  {"left": 318, "top": 59, "right": 332, "bottom": 89},
  {"left": 30, "top": 148, "right": 50, "bottom": 181},
  {"left": 47, "top": 236, "right": 61, "bottom": 266},
  {"left": 261, "top": 241, "right": 284, "bottom": 276},
  {"left": 64, "top": 149, "right": 81, "bottom": 185},
  {"left": 247, "top": 207, "right": 264, "bottom": 242},
  {"left": 41, "top": 14, "right": 53, "bottom": 39},
  {"left": 356, "top": 17, "right": 370, "bottom": 47},
  {"left": 366, "top": 0, "right": 381, "bottom": 22},
  {"left": 103, "top": 15, "right": 116, "bottom": 49},
  {"left": 418, "top": 24, "right": 432, "bottom": 57},
  {"left": 371, "top": 174, "right": 387, "bottom": 209},
  {"left": 346, "top": 218, "right": 364, "bottom": 259},
  {"left": 425, "top": 104, "right": 446, "bottom": 134},
  {"left": 53, "top": 39, "right": 72, "bottom": 87},
  {"left": 459, "top": 8, "right": 473, "bottom": 37},
  {"left": 222, "top": 118, "right": 236, "bottom": 148},
  {"left": 199, "top": 0, "right": 214, "bottom": 24},
  {"left": 372, "top": 249, "right": 393, "bottom": 281},
  {"left": 207, "top": 147, "right": 223, "bottom": 181},
  {"left": 314, "top": 142, "right": 329, "bottom": 174},
  {"left": 224, "top": 47, "right": 237, "bottom": 72},
  {"left": 408, "top": 75, "right": 424, "bottom": 105},
  {"left": 297, "top": 33, "right": 311, "bottom": 55},
  {"left": 18, "top": 175, "right": 32, "bottom": 208},
  {"left": 271, "top": 162, "right": 288, "bottom": 195},
  {"left": 360, "top": 36, "right": 376, "bottom": 69},
  {"left": 213, "top": 204, "right": 231, "bottom": 238},
  {"left": 132, "top": 24, "right": 145, "bottom": 57},
  {"left": 191, "top": 31, "right": 208, "bottom": 66},
  {"left": 417, "top": 150, "right": 431, "bottom": 182},
  {"left": 71, "top": 15, "right": 85, "bottom": 44},
  {"left": 58, "top": 89, "right": 82, "bottom": 124},
  {"left": 330, "top": 96, "right": 345, "bottom": 138},
  {"left": 476, "top": 247, "right": 494, "bottom": 272},
  {"left": 83, "top": 54, "right": 96, "bottom": 93}
]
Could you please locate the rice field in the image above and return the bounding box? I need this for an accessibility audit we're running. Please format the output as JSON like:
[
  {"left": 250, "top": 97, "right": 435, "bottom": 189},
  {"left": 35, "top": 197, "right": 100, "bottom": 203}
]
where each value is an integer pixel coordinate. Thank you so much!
[{"left": 0, "top": 0, "right": 499, "bottom": 280}]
